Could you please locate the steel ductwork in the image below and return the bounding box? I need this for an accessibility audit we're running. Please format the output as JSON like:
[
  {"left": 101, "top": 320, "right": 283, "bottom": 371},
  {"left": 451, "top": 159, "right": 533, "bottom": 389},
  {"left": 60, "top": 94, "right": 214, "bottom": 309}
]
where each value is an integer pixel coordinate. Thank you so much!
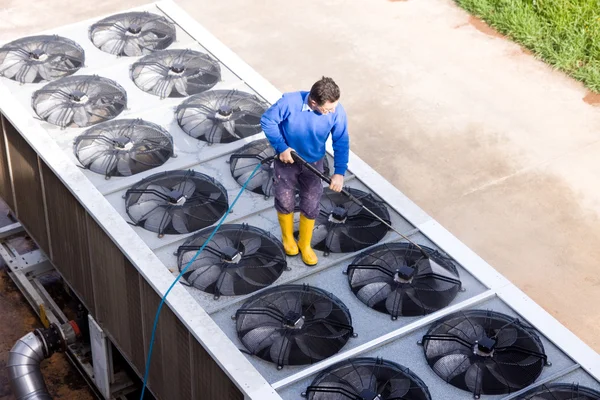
[{"left": 7, "top": 322, "right": 79, "bottom": 400}]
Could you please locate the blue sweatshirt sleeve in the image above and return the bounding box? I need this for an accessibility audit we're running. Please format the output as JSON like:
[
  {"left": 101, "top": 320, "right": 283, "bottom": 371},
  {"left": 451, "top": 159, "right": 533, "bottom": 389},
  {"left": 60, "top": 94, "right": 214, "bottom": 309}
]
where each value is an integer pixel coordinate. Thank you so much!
[
  {"left": 260, "top": 95, "right": 291, "bottom": 154},
  {"left": 331, "top": 107, "right": 350, "bottom": 175}
]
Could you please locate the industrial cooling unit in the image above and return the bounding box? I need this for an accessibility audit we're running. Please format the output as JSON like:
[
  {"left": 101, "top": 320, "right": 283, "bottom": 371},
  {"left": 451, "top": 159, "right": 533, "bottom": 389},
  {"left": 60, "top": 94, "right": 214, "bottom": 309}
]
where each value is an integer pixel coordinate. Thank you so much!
[{"left": 0, "top": 2, "right": 599, "bottom": 399}]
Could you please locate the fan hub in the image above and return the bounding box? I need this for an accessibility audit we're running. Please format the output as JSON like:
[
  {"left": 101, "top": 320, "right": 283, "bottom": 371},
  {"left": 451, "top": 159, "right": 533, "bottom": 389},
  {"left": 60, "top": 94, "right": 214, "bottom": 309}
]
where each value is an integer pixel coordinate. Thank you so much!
[
  {"left": 112, "top": 136, "right": 133, "bottom": 151},
  {"left": 358, "top": 389, "right": 381, "bottom": 400},
  {"left": 394, "top": 265, "right": 416, "bottom": 283},
  {"left": 328, "top": 206, "right": 348, "bottom": 223},
  {"left": 69, "top": 90, "right": 89, "bottom": 104},
  {"left": 282, "top": 314, "right": 305, "bottom": 330},
  {"left": 169, "top": 63, "right": 185, "bottom": 74},
  {"left": 474, "top": 336, "right": 497, "bottom": 357},
  {"left": 126, "top": 24, "right": 142, "bottom": 35},
  {"left": 221, "top": 246, "right": 242, "bottom": 264},
  {"left": 215, "top": 105, "right": 233, "bottom": 120},
  {"left": 167, "top": 190, "right": 186, "bottom": 205},
  {"left": 29, "top": 49, "right": 48, "bottom": 62}
]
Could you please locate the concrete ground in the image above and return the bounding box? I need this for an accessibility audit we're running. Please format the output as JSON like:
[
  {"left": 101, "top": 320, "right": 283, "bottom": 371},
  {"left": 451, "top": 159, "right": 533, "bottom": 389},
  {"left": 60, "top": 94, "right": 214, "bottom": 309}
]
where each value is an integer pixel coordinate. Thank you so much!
[{"left": 0, "top": 0, "right": 598, "bottom": 382}]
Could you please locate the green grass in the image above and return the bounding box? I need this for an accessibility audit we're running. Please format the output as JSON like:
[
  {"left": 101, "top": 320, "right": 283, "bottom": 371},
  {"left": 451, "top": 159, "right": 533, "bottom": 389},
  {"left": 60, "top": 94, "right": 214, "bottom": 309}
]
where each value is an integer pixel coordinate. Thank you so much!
[{"left": 454, "top": 0, "right": 600, "bottom": 92}]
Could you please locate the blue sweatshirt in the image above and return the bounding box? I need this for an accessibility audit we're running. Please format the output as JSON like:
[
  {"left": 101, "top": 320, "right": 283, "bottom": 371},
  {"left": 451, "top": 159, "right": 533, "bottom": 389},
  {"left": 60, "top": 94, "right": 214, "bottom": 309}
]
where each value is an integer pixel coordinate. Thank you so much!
[{"left": 260, "top": 91, "right": 350, "bottom": 175}]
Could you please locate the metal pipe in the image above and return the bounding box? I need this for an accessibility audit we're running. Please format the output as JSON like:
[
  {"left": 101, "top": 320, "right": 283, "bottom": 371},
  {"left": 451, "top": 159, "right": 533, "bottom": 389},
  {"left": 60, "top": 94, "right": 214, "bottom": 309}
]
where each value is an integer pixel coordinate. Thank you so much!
[
  {"left": 6, "top": 331, "right": 52, "bottom": 400},
  {"left": 6, "top": 322, "right": 79, "bottom": 400}
]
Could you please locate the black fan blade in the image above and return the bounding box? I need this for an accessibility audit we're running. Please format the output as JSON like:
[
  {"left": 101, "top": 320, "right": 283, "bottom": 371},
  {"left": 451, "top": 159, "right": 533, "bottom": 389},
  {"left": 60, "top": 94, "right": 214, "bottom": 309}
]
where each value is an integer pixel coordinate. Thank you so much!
[
  {"left": 464, "top": 363, "right": 484, "bottom": 395},
  {"left": 184, "top": 264, "right": 221, "bottom": 290},
  {"left": 385, "top": 289, "right": 404, "bottom": 316},
  {"left": 357, "top": 282, "right": 392, "bottom": 308},
  {"left": 433, "top": 353, "right": 471, "bottom": 382},
  {"left": 271, "top": 292, "right": 302, "bottom": 316},
  {"left": 127, "top": 200, "right": 162, "bottom": 221},
  {"left": 241, "top": 236, "right": 262, "bottom": 256},
  {"left": 339, "top": 366, "right": 378, "bottom": 394},
  {"left": 312, "top": 297, "right": 334, "bottom": 320},
  {"left": 494, "top": 327, "right": 519, "bottom": 347},
  {"left": 389, "top": 377, "right": 412, "bottom": 399},
  {"left": 486, "top": 362, "right": 521, "bottom": 392},
  {"left": 350, "top": 266, "right": 390, "bottom": 287},
  {"left": 171, "top": 209, "right": 190, "bottom": 234},
  {"left": 242, "top": 326, "right": 281, "bottom": 354},
  {"left": 270, "top": 336, "right": 292, "bottom": 366},
  {"left": 295, "top": 335, "right": 330, "bottom": 360},
  {"left": 448, "top": 319, "right": 485, "bottom": 343},
  {"left": 215, "top": 270, "right": 237, "bottom": 295},
  {"left": 235, "top": 262, "right": 279, "bottom": 288}
]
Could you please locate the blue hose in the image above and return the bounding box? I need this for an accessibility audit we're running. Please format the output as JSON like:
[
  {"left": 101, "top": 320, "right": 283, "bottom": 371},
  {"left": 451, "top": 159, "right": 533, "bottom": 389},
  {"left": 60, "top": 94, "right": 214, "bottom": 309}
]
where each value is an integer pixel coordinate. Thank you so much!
[{"left": 139, "top": 161, "right": 265, "bottom": 399}]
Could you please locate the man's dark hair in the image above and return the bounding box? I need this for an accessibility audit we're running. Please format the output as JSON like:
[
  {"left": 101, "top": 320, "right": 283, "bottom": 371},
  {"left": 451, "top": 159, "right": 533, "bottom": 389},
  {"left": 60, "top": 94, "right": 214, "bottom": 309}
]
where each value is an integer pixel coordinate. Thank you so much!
[{"left": 309, "top": 77, "right": 340, "bottom": 105}]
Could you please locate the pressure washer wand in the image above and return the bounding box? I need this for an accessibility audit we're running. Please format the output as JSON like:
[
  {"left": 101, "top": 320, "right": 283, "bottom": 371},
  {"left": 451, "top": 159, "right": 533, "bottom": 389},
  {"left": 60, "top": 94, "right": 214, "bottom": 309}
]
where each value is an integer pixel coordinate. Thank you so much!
[{"left": 289, "top": 151, "right": 434, "bottom": 260}]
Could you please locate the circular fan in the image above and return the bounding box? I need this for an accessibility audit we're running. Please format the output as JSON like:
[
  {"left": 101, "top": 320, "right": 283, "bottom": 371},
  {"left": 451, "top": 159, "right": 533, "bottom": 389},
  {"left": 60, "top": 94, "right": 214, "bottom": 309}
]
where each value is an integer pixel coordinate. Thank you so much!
[
  {"left": 236, "top": 284, "right": 354, "bottom": 368},
  {"left": 347, "top": 242, "right": 461, "bottom": 319},
  {"left": 421, "top": 310, "right": 548, "bottom": 398},
  {"left": 89, "top": 11, "right": 176, "bottom": 56},
  {"left": 300, "top": 188, "right": 391, "bottom": 254},
  {"left": 229, "top": 138, "right": 332, "bottom": 199},
  {"left": 176, "top": 90, "right": 268, "bottom": 144},
  {"left": 518, "top": 383, "right": 600, "bottom": 399},
  {"left": 130, "top": 49, "right": 221, "bottom": 98},
  {"left": 32, "top": 75, "right": 127, "bottom": 128},
  {"left": 177, "top": 224, "right": 287, "bottom": 298},
  {"left": 0, "top": 35, "right": 84, "bottom": 83},
  {"left": 304, "top": 357, "right": 432, "bottom": 400},
  {"left": 125, "top": 170, "right": 228, "bottom": 237},
  {"left": 74, "top": 119, "right": 174, "bottom": 179}
]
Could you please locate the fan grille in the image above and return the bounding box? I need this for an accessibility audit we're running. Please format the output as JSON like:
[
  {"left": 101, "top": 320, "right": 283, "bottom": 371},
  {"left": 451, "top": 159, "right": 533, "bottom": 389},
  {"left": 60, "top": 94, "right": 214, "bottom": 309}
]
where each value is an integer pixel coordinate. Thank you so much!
[
  {"left": 348, "top": 242, "right": 461, "bottom": 319},
  {"left": 301, "top": 188, "right": 391, "bottom": 254},
  {"left": 176, "top": 90, "right": 268, "bottom": 144},
  {"left": 422, "top": 310, "right": 547, "bottom": 397},
  {"left": 306, "top": 357, "right": 432, "bottom": 400},
  {"left": 236, "top": 284, "right": 353, "bottom": 368},
  {"left": 32, "top": 75, "right": 127, "bottom": 128},
  {"left": 130, "top": 49, "right": 221, "bottom": 98},
  {"left": 518, "top": 383, "right": 600, "bottom": 399},
  {"left": 229, "top": 138, "right": 332, "bottom": 198},
  {"left": 74, "top": 119, "right": 174, "bottom": 178},
  {"left": 125, "top": 170, "right": 228, "bottom": 236},
  {"left": 177, "top": 224, "right": 287, "bottom": 297},
  {"left": 89, "top": 11, "right": 176, "bottom": 56},
  {"left": 0, "top": 35, "right": 84, "bottom": 83}
]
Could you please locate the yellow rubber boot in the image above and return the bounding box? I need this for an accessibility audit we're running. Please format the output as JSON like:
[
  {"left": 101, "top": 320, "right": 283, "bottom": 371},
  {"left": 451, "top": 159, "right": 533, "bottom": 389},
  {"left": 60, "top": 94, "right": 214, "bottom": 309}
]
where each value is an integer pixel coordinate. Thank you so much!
[
  {"left": 298, "top": 214, "right": 318, "bottom": 266},
  {"left": 277, "top": 212, "right": 299, "bottom": 256}
]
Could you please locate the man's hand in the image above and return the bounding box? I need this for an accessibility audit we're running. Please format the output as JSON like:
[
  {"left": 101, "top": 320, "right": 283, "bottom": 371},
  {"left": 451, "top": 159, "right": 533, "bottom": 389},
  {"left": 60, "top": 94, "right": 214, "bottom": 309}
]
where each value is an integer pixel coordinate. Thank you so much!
[
  {"left": 279, "top": 148, "right": 295, "bottom": 164},
  {"left": 329, "top": 174, "right": 344, "bottom": 192}
]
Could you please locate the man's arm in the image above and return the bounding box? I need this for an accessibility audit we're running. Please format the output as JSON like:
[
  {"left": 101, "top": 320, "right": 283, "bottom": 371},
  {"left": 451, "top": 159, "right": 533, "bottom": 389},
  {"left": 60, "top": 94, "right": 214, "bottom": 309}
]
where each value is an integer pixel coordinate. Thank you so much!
[
  {"left": 260, "top": 95, "right": 291, "bottom": 155},
  {"left": 328, "top": 106, "right": 349, "bottom": 192},
  {"left": 330, "top": 107, "right": 350, "bottom": 176}
]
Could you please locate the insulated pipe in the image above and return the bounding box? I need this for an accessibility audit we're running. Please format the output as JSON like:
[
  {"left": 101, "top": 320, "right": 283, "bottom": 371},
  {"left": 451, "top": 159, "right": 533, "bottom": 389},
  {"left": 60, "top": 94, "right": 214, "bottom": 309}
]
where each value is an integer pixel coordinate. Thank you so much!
[{"left": 7, "top": 322, "right": 79, "bottom": 400}]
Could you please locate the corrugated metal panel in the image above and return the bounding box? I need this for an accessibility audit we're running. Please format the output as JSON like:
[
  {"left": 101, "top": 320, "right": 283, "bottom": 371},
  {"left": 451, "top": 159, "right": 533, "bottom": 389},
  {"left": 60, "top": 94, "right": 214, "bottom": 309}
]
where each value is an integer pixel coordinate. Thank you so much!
[
  {"left": 157, "top": 300, "right": 193, "bottom": 400},
  {"left": 0, "top": 114, "right": 14, "bottom": 210},
  {"left": 86, "top": 214, "right": 145, "bottom": 373},
  {"left": 191, "top": 335, "right": 244, "bottom": 400},
  {"left": 40, "top": 162, "right": 95, "bottom": 312},
  {"left": 4, "top": 120, "right": 49, "bottom": 253},
  {"left": 141, "top": 278, "right": 229, "bottom": 400},
  {"left": 140, "top": 279, "right": 167, "bottom": 398}
]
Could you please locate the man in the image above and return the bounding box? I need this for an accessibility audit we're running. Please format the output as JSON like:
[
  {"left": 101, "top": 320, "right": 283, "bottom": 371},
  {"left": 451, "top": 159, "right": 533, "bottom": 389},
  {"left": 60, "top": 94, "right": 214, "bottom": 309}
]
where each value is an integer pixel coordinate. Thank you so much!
[{"left": 260, "top": 77, "right": 350, "bottom": 266}]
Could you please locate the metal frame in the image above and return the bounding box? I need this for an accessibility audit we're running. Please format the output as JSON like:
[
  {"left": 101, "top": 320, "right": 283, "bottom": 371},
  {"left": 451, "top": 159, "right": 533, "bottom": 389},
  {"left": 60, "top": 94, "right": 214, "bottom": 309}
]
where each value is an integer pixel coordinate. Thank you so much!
[
  {"left": 0, "top": 1, "right": 598, "bottom": 399},
  {"left": 0, "top": 223, "right": 135, "bottom": 400}
]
